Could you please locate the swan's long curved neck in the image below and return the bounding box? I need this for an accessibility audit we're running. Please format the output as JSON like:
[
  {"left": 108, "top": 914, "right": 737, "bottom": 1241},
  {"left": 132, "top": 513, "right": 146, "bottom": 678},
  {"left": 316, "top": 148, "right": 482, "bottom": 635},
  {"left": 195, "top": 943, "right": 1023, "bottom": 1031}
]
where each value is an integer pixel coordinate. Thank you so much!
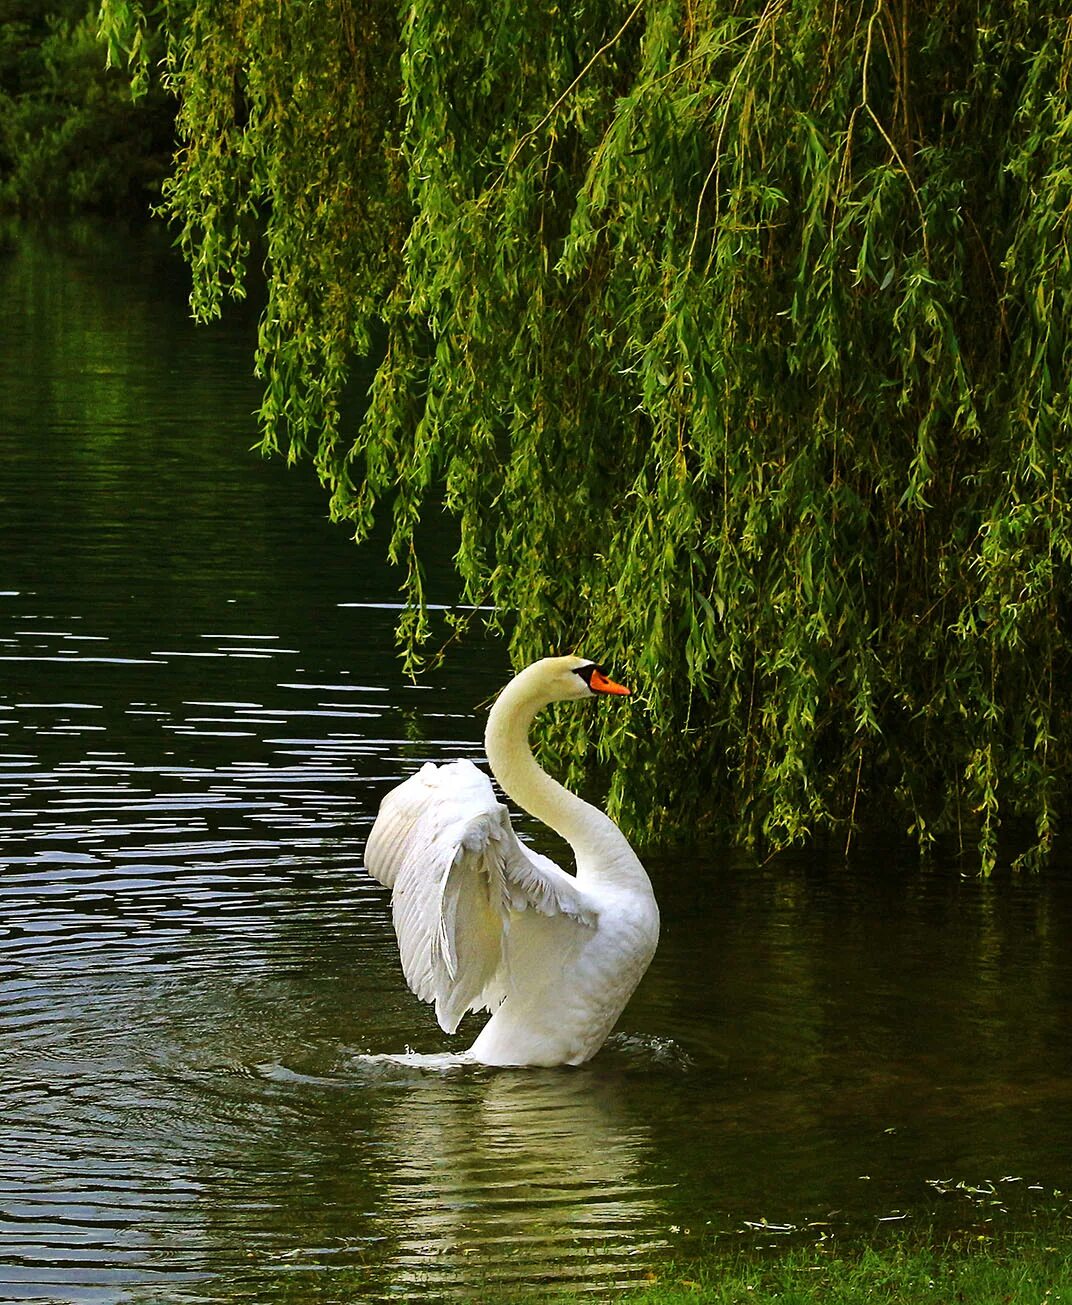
[{"left": 484, "top": 672, "right": 649, "bottom": 892}]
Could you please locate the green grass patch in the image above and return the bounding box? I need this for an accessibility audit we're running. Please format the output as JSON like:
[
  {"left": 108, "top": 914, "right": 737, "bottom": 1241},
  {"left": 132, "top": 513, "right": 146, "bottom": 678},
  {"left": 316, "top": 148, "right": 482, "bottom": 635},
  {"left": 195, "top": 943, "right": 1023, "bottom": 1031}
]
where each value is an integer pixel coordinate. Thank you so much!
[{"left": 627, "top": 1225, "right": 1072, "bottom": 1303}]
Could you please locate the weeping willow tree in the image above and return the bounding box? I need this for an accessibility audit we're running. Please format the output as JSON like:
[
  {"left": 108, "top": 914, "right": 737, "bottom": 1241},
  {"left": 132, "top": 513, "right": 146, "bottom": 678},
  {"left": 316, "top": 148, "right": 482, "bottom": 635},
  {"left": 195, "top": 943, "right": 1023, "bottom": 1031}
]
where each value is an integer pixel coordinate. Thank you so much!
[{"left": 100, "top": 0, "right": 1072, "bottom": 870}]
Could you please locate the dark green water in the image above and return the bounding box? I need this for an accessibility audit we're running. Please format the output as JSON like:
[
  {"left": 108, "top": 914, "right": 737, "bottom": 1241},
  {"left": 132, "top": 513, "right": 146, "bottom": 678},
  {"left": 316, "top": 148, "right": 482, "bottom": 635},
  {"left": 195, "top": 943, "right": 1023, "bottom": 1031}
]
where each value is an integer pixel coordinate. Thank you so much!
[{"left": 1, "top": 224, "right": 1070, "bottom": 1303}]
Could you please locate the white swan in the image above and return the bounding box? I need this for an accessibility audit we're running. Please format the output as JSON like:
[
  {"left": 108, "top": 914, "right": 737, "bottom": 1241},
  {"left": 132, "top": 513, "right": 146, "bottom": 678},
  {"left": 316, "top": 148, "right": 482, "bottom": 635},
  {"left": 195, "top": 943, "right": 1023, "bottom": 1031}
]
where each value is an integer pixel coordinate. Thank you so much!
[{"left": 364, "top": 655, "right": 659, "bottom": 1067}]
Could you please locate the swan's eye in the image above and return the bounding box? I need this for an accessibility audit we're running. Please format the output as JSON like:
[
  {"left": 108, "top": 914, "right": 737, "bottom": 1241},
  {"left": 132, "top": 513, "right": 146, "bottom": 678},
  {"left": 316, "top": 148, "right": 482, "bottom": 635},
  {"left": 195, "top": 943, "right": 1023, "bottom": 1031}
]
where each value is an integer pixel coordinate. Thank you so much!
[
  {"left": 574, "top": 663, "right": 631, "bottom": 696},
  {"left": 573, "top": 663, "right": 606, "bottom": 687}
]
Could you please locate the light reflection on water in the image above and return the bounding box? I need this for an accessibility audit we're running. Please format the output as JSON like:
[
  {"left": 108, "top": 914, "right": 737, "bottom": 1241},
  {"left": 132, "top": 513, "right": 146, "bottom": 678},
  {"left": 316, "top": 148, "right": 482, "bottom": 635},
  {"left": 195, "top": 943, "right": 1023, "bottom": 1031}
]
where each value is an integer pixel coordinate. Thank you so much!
[
  {"left": 1, "top": 225, "right": 1071, "bottom": 1303},
  {"left": 347, "top": 1062, "right": 667, "bottom": 1294}
]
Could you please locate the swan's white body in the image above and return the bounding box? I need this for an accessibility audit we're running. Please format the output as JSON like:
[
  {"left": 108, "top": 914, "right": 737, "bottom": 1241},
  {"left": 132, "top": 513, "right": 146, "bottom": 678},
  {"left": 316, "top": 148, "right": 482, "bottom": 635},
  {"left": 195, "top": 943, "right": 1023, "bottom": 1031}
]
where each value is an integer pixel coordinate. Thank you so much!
[{"left": 364, "top": 655, "right": 659, "bottom": 1067}]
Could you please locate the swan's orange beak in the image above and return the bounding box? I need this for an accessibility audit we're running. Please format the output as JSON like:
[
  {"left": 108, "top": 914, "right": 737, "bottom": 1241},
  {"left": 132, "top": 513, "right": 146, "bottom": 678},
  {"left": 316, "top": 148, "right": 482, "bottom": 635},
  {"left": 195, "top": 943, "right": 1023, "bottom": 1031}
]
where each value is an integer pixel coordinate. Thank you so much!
[{"left": 589, "top": 668, "right": 631, "bottom": 696}]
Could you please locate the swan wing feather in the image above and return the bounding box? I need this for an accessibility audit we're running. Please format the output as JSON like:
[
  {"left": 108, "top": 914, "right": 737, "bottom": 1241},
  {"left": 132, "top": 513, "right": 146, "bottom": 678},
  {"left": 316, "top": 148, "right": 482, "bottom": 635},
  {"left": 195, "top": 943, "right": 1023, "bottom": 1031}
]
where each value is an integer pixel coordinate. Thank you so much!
[
  {"left": 502, "top": 841, "right": 598, "bottom": 927},
  {"left": 364, "top": 759, "right": 596, "bottom": 1033}
]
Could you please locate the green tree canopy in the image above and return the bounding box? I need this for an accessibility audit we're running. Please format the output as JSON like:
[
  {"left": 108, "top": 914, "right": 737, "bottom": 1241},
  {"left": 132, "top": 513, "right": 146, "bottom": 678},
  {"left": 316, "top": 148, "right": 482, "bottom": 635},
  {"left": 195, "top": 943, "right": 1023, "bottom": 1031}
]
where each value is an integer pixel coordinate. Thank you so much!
[
  {"left": 101, "top": 0, "right": 1072, "bottom": 870},
  {"left": 0, "top": 0, "right": 173, "bottom": 212}
]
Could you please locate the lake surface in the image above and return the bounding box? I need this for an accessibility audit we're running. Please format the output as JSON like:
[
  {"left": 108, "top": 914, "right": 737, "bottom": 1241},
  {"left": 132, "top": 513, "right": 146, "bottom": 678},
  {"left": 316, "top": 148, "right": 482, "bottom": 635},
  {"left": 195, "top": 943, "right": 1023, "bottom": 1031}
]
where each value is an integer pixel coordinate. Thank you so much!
[{"left": 1, "top": 223, "right": 1070, "bottom": 1303}]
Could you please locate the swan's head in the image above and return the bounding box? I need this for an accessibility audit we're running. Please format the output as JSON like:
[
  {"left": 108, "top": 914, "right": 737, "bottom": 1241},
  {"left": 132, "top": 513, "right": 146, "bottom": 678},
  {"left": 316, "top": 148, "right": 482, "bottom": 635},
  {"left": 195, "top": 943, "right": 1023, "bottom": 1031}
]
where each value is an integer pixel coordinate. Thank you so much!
[{"left": 516, "top": 654, "right": 631, "bottom": 704}]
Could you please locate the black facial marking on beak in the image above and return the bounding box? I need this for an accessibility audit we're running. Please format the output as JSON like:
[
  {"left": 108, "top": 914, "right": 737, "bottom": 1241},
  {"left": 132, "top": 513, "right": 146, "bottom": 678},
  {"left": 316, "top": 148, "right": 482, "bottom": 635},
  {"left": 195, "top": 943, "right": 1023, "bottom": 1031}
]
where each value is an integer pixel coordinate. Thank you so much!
[
  {"left": 573, "top": 663, "right": 607, "bottom": 688},
  {"left": 574, "top": 663, "right": 632, "bottom": 696}
]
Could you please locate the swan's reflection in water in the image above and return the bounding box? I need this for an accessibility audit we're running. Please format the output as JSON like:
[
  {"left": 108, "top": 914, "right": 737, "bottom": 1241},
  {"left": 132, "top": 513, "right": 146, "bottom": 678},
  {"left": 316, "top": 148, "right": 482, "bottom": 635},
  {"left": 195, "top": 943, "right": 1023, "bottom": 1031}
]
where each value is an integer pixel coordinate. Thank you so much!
[{"left": 361, "top": 1054, "right": 669, "bottom": 1296}]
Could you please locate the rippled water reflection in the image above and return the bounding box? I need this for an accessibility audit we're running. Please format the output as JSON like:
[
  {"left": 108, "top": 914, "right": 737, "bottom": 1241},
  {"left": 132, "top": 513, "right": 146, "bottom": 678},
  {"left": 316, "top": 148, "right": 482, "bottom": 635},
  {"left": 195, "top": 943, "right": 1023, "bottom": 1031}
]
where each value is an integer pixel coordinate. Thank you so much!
[{"left": 2, "top": 225, "right": 1071, "bottom": 1303}]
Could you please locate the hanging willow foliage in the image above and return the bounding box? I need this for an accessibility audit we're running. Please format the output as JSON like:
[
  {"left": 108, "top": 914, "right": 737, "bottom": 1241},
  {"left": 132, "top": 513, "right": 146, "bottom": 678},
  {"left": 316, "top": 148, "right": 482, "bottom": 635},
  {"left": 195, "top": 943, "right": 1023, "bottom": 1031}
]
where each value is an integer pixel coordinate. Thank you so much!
[{"left": 100, "top": 0, "right": 1072, "bottom": 870}]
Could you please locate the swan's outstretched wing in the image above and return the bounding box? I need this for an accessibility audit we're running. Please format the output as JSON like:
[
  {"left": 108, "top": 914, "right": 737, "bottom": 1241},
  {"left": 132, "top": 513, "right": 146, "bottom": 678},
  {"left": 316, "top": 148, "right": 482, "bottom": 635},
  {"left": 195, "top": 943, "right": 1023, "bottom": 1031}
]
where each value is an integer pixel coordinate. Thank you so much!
[{"left": 364, "top": 759, "right": 596, "bottom": 1034}]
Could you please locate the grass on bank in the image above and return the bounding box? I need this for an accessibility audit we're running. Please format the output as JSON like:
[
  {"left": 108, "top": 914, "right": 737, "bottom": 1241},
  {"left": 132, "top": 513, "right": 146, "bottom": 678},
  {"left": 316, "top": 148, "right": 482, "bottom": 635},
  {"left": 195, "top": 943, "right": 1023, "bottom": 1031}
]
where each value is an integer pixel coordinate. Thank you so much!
[
  {"left": 212, "top": 1210, "right": 1072, "bottom": 1302},
  {"left": 622, "top": 1226, "right": 1072, "bottom": 1304}
]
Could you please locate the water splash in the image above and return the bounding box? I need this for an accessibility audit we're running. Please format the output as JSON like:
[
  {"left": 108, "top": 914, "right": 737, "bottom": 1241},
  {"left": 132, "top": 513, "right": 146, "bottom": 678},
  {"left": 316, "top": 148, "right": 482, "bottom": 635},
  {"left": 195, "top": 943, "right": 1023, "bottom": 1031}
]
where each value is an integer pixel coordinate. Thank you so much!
[
  {"left": 350, "top": 1048, "right": 480, "bottom": 1077},
  {"left": 603, "top": 1032, "right": 696, "bottom": 1071}
]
